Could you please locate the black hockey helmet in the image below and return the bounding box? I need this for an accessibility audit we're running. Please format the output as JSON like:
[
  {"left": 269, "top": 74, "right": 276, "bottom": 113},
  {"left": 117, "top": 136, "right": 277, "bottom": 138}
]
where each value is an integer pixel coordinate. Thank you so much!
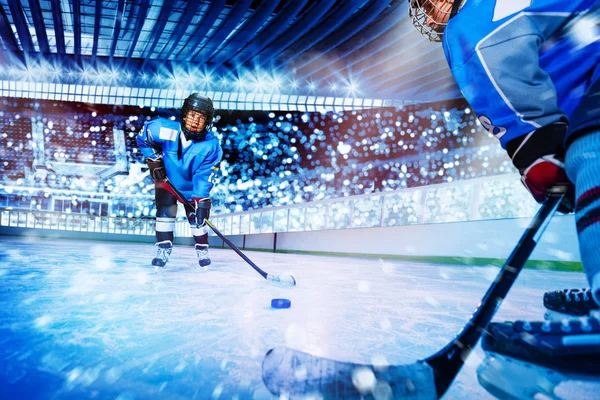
[{"left": 180, "top": 93, "right": 215, "bottom": 141}]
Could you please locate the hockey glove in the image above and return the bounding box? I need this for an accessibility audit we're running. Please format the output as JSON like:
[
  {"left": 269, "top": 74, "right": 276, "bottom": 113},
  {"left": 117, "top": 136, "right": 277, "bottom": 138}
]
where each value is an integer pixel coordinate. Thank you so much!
[
  {"left": 190, "top": 197, "right": 211, "bottom": 227},
  {"left": 506, "top": 122, "right": 574, "bottom": 213},
  {"left": 145, "top": 156, "right": 167, "bottom": 182}
]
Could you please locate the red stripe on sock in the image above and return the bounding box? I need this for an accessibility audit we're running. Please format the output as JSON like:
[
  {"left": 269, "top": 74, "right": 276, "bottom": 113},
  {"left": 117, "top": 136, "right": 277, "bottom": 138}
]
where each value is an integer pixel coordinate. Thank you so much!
[{"left": 577, "top": 186, "right": 600, "bottom": 209}]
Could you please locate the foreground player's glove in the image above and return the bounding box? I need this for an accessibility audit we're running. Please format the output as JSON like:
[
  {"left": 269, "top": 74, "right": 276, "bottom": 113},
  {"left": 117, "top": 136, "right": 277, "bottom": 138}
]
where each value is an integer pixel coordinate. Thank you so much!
[
  {"left": 145, "top": 156, "right": 167, "bottom": 182},
  {"left": 506, "top": 122, "right": 574, "bottom": 213}
]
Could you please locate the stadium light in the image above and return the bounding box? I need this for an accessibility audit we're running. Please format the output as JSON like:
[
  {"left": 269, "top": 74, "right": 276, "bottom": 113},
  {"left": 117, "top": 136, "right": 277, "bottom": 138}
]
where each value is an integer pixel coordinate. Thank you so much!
[
  {"left": 271, "top": 74, "right": 283, "bottom": 91},
  {"left": 346, "top": 80, "right": 359, "bottom": 96},
  {"left": 255, "top": 76, "right": 265, "bottom": 91},
  {"left": 233, "top": 76, "right": 245, "bottom": 90},
  {"left": 49, "top": 63, "right": 61, "bottom": 79},
  {"left": 203, "top": 71, "right": 212, "bottom": 84},
  {"left": 80, "top": 66, "right": 93, "bottom": 81},
  {"left": 23, "top": 65, "right": 36, "bottom": 80}
]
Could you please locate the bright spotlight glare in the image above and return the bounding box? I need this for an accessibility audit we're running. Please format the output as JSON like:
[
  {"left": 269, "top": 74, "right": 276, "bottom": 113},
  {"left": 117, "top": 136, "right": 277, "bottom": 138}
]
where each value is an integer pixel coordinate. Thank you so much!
[
  {"left": 234, "top": 77, "right": 244, "bottom": 89},
  {"left": 271, "top": 75, "right": 282, "bottom": 89},
  {"left": 81, "top": 68, "right": 92, "bottom": 79},
  {"left": 38, "top": 64, "right": 51, "bottom": 76},
  {"left": 256, "top": 77, "right": 265, "bottom": 90}
]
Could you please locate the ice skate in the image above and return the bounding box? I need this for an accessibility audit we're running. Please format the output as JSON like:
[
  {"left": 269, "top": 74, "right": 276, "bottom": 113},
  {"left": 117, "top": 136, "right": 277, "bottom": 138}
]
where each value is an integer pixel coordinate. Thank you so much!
[
  {"left": 195, "top": 243, "right": 211, "bottom": 269},
  {"left": 478, "top": 312, "right": 600, "bottom": 399},
  {"left": 543, "top": 288, "right": 599, "bottom": 320},
  {"left": 152, "top": 240, "right": 173, "bottom": 272}
]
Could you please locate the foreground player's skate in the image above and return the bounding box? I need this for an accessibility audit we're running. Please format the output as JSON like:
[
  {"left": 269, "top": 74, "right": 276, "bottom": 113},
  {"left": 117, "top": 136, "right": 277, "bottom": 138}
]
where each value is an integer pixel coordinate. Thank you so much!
[
  {"left": 478, "top": 313, "right": 600, "bottom": 399},
  {"left": 543, "top": 288, "right": 599, "bottom": 320},
  {"left": 195, "top": 244, "right": 211, "bottom": 268},
  {"left": 152, "top": 240, "right": 173, "bottom": 270}
]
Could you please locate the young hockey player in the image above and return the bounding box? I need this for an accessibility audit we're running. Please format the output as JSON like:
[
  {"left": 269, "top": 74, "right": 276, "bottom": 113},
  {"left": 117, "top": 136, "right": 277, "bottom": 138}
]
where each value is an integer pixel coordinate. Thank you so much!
[
  {"left": 410, "top": 0, "right": 599, "bottom": 395},
  {"left": 136, "top": 93, "right": 223, "bottom": 269}
]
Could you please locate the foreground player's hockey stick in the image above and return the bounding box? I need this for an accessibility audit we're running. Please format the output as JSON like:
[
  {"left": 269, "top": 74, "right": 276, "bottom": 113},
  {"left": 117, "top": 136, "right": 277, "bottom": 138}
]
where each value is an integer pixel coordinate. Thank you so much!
[
  {"left": 163, "top": 179, "right": 296, "bottom": 288},
  {"left": 262, "top": 192, "right": 565, "bottom": 398}
]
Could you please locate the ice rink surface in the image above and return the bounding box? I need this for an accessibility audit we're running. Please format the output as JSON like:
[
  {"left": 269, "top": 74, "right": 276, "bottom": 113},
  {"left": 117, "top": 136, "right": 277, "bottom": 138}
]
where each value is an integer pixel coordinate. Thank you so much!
[{"left": 0, "top": 236, "right": 591, "bottom": 399}]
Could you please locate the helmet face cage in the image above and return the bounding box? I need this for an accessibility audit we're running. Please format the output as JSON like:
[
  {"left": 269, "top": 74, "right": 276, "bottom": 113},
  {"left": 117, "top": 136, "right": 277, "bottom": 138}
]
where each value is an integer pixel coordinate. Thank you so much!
[
  {"left": 409, "top": 0, "right": 454, "bottom": 43},
  {"left": 180, "top": 93, "right": 215, "bottom": 141}
]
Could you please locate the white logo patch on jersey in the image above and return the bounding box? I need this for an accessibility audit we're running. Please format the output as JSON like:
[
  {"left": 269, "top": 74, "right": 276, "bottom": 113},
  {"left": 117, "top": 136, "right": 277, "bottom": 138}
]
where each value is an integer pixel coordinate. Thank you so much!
[
  {"left": 158, "top": 127, "right": 178, "bottom": 141},
  {"left": 492, "top": 0, "right": 531, "bottom": 22}
]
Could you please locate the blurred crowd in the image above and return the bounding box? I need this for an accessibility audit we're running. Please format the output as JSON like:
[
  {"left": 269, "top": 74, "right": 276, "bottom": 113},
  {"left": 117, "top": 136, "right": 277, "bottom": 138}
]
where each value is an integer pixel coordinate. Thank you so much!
[{"left": 0, "top": 97, "right": 515, "bottom": 216}]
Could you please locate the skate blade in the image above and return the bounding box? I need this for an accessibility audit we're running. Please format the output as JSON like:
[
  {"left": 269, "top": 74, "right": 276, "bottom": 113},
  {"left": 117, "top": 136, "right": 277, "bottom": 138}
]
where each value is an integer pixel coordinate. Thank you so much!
[{"left": 477, "top": 352, "right": 600, "bottom": 399}]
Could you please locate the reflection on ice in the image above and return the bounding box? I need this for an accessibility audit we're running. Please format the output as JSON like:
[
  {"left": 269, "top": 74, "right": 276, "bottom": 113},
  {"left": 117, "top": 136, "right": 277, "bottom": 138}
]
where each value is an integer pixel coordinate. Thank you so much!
[{"left": 0, "top": 237, "right": 591, "bottom": 399}]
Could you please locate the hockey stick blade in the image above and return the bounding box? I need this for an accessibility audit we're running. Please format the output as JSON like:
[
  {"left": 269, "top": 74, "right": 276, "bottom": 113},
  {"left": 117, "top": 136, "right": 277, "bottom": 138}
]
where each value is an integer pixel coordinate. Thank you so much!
[
  {"left": 162, "top": 179, "right": 297, "bottom": 288},
  {"left": 266, "top": 273, "right": 297, "bottom": 288},
  {"left": 262, "top": 194, "right": 564, "bottom": 399},
  {"left": 206, "top": 219, "right": 297, "bottom": 287},
  {"left": 262, "top": 347, "right": 438, "bottom": 399}
]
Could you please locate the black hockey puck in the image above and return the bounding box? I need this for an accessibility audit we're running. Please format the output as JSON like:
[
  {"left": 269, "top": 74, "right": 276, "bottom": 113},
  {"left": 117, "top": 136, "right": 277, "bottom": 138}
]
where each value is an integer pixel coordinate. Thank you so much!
[{"left": 271, "top": 298, "right": 291, "bottom": 309}]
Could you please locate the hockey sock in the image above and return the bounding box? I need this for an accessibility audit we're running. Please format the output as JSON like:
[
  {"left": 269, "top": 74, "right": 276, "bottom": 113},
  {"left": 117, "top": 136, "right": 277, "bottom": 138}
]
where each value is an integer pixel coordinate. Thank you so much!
[
  {"left": 193, "top": 232, "right": 209, "bottom": 246},
  {"left": 156, "top": 217, "right": 175, "bottom": 243},
  {"left": 566, "top": 129, "right": 600, "bottom": 305},
  {"left": 191, "top": 224, "right": 209, "bottom": 245}
]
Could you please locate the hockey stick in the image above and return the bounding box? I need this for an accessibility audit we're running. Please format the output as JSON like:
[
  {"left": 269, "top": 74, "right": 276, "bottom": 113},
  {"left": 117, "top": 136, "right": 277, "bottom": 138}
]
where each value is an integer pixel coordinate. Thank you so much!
[
  {"left": 204, "top": 219, "right": 297, "bottom": 287},
  {"left": 162, "top": 179, "right": 296, "bottom": 288},
  {"left": 262, "top": 192, "right": 565, "bottom": 399}
]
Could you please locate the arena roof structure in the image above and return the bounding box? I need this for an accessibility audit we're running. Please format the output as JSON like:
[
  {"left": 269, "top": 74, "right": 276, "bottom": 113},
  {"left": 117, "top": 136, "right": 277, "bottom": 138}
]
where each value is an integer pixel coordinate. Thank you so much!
[{"left": 0, "top": 0, "right": 460, "bottom": 108}]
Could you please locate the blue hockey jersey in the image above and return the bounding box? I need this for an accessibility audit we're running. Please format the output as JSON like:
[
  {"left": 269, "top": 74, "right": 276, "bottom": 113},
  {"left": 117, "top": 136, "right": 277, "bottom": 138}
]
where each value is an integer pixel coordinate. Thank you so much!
[
  {"left": 443, "top": 0, "right": 600, "bottom": 148},
  {"left": 136, "top": 118, "right": 223, "bottom": 200}
]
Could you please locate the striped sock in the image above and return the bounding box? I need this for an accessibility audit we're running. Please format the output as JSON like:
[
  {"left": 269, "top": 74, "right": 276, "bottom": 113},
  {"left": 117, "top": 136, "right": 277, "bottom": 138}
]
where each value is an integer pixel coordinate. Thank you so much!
[
  {"left": 156, "top": 217, "right": 175, "bottom": 243},
  {"left": 566, "top": 129, "right": 600, "bottom": 305}
]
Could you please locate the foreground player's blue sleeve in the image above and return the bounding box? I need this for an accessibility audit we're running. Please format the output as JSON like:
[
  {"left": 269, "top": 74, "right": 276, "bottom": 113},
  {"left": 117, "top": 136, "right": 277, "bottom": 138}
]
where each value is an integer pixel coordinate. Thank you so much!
[
  {"left": 443, "top": 20, "right": 566, "bottom": 148},
  {"left": 442, "top": 0, "right": 599, "bottom": 148}
]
